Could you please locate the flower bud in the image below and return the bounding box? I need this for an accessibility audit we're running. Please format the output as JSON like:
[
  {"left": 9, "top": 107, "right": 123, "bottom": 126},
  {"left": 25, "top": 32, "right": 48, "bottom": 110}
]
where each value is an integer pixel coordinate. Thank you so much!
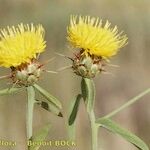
[
  {"left": 11, "top": 61, "right": 42, "bottom": 86},
  {"left": 72, "top": 54, "right": 104, "bottom": 78},
  {"left": 16, "top": 70, "right": 28, "bottom": 81}
]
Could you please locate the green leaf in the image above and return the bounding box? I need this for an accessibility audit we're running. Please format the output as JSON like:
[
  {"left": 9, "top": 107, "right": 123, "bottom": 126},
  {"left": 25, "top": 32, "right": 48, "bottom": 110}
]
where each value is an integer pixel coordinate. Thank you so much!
[
  {"left": 67, "top": 94, "right": 82, "bottom": 140},
  {"left": 33, "top": 84, "right": 62, "bottom": 109},
  {"left": 81, "top": 78, "right": 95, "bottom": 112},
  {"left": 29, "top": 124, "right": 51, "bottom": 150},
  {"left": 68, "top": 94, "right": 82, "bottom": 125},
  {"left": 0, "top": 87, "right": 22, "bottom": 96},
  {"left": 96, "top": 118, "right": 149, "bottom": 150},
  {"left": 36, "top": 100, "right": 63, "bottom": 117}
]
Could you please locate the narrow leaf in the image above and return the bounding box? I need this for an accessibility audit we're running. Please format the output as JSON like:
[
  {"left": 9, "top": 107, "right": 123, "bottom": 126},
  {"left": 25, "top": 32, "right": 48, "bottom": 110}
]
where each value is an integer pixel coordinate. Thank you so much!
[
  {"left": 29, "top": 124, "right": 51, "bottom": 150},
  {"left": 33, "top": 84, "right": 62, "bottom": 109},
  {"left": 81, "top": 78, "right": 87, "bottom": 100},
  {"left": 36, "top": 100, "right": 63, "bottom": 117},
  {"left": 0, "top": 87, "right": 22, "bottom": 96},
  {"left": 68, "top": 94, "right": 82, "bottom": 140},
  {"left": 96, "top": 118, "right": 149, "bottom": 150},
  {"left": 81, "top": 78, "right": 95, "bottom": 112},
  {"left": 68, "top": 94, "right": 82, "bottom": 125}
]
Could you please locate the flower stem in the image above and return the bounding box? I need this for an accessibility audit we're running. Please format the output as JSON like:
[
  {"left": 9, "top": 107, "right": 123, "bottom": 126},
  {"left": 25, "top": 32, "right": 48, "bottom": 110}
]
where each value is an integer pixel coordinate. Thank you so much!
[
  {"left": 26, "top": 86, "right": 35, "bottom": 140},
  {"left": 104, "top": 88, "right": 150, "bottom": 118},
  {"left": 81, "top": 78, "right": 99, "bottom": 150},
  {"left": 89, "top": 110, "right": 98, "bottom": 150}
]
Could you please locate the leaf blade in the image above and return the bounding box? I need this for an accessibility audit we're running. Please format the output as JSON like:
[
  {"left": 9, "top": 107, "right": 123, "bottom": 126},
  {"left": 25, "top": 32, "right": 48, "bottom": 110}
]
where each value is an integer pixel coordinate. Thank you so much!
[
  {"left": 97, "top": 118, "right": 149, "bottom": 150},
  {"left": 33, "top": 84, "right": 62, "bottom": 109},
  {"left": 68, "top": 94, "right": 82, "bottom": 140},
  {"left": 0, "top": 87, "right": 22, "bottom": 96},
  {"left": 29, "top": 124, "right": 51, "bottom": 150},
  {"left": 68, "top": 94, "right": 82, "bottom": 125},
  {"left": 36, "top": 100, "right": 63, "bottom": 117}
]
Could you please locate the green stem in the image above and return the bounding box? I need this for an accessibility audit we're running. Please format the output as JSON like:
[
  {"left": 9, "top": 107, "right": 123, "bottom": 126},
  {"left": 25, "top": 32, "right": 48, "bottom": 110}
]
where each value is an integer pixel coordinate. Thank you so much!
[
  {"left": 104, "top": 88, "right": 150, "bottom": 118},
  {"left": 89, "top": 110, "right": 98, "bottom": 150},
  {"left": 82, "top": 78, "right": 98, "bottom": 150},
  {"left": 26, "top": 86, "right": 35, "bottom": 140}
]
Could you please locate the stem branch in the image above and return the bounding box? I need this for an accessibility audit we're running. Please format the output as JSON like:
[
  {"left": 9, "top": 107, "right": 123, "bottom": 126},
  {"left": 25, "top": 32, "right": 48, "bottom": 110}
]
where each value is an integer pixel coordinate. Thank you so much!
[{"left": 104, "top": 88, "right": 150, "bottom": 118}]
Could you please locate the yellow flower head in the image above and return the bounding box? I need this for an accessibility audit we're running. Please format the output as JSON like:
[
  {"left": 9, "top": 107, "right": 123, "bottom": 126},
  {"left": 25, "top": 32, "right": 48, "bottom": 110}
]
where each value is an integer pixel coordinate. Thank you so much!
[
  {"left": 67, "top": 15, "right": 128, "bottom": 59},
  {"left": 0, "top": 23, "right": 46, "bottom": 68}
]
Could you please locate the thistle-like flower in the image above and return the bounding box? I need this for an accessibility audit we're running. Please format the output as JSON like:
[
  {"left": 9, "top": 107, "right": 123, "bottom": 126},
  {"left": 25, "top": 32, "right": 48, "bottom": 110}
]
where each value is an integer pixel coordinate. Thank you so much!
[
  {"left": 0, "top": 23, "right": 46, "bottom": 86},
  {"left": 67, "top": 15, "right": 128, "bottom": 78},
  {"left": 0, "top": 24, "right": 63, "bottom": 146}
]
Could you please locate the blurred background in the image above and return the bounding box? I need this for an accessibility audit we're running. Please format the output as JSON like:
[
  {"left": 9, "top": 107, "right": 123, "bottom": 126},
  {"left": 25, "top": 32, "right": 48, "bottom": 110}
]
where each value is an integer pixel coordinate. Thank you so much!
[{"left": 0, "top": 0, "right": 150, "bottom": 150}]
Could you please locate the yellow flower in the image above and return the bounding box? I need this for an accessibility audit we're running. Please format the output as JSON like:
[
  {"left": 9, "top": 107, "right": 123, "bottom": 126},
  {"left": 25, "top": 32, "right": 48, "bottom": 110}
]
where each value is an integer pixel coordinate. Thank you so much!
[
  {"left": 0, "top": 23, "right": 46, "bottom": 68},
  {"left": 67, "top": 15, "right": 128, "bottom": 59}
]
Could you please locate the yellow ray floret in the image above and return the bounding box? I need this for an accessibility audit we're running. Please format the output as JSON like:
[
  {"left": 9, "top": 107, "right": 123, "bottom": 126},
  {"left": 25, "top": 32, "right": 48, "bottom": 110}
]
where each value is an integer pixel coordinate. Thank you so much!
[
  {"left": 0, "top": 23, "right": 46, "bottom": 68},
  {"left": 67, "top": 15, "right": 128, "bottom": 59}
]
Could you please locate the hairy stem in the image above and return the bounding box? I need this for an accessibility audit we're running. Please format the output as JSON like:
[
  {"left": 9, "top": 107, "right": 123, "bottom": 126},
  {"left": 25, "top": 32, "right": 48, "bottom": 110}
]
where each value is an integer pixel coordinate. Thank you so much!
[
  {"left": 89, "top": 110, "right": 98, "bottom": 150},
  {"left": 82, "top": 78, "right": 98, "bottom": 150},
  {"left": 26, "top": 86, "right": 35, "bottom": 140}
]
